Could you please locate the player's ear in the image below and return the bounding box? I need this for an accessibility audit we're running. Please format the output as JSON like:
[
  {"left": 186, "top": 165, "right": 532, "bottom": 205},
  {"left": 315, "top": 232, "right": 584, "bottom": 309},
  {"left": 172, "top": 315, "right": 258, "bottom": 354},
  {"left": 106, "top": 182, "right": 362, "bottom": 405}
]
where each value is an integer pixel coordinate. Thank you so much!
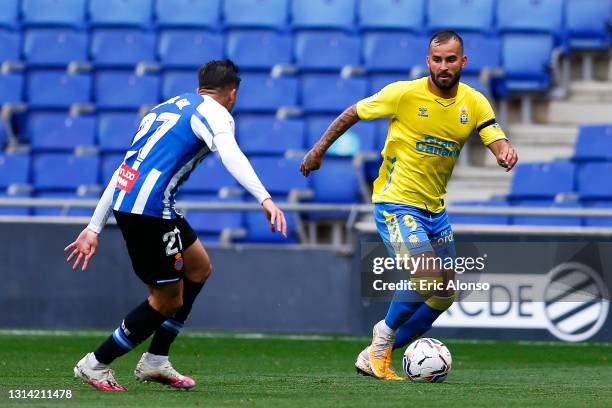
[{"left": 461, "top": 54, "right": 468, "bottom": 68}]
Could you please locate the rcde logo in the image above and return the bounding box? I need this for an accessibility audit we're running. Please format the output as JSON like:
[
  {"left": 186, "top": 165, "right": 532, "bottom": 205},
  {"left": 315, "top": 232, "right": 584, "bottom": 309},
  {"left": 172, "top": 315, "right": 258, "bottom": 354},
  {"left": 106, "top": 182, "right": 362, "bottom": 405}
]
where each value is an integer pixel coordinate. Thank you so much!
[{"left": 544, "top": 263, "right": 609, "bottom": 342}]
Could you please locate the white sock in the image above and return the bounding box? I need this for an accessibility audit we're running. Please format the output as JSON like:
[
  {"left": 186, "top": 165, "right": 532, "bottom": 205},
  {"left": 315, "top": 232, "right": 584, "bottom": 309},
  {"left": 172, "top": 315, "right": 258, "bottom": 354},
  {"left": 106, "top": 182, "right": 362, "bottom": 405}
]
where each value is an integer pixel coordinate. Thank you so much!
[
  {"left": 378, "top": 320, "right": 397, "bottom": 338},
  {"left": 86, "top": 352, "right": 108, "bottom": 370},
  {"left": 143, "top": 352, "right": 169, "bottom": 367}
]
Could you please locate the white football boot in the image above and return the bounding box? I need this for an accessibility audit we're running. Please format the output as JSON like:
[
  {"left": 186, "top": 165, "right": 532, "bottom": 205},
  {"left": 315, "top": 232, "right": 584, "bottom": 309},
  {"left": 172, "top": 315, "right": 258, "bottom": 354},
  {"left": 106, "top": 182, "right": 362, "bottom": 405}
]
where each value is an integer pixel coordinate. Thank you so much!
[
  {"left": 134, "top": 353, "right": 196, "bottom": 389},
  {"left": 74, "top": 353, "right": 128, "bottom": 392}
]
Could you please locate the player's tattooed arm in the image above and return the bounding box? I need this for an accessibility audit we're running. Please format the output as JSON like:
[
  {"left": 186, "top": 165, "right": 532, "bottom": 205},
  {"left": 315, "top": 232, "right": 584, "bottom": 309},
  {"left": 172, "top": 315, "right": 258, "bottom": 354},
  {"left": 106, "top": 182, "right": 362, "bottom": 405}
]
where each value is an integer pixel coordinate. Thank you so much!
[
  {"left": 300, "top": 104, "right": 360, "bottom": 176},
  {"left": 488, "top": 139, "right": 518, "bottom": 172}
]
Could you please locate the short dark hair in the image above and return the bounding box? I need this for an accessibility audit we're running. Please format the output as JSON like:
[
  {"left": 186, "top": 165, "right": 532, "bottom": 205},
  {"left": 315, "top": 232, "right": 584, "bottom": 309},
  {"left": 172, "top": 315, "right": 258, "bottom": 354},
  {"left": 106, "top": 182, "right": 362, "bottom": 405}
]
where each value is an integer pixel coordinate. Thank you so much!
[
  {"left": 429, "top": 31, "right": 464, "bottom": 53},
  {"left": 198, "top": 60, "right": 241, "bottom": 92}
]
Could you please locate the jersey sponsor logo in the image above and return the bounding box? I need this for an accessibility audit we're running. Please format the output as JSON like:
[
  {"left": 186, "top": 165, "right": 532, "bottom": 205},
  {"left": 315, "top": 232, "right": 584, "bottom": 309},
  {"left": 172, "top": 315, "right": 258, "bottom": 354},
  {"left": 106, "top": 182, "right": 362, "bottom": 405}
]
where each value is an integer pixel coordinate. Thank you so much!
[
  {"left": 117, "top": 163, "right": 141, "bottom": 193},
  {"left": 416, "top": 135, "right": 460, "bottom": 158},
  {"left": 418, "top": 107, "right": 429, "bottom": 117}
]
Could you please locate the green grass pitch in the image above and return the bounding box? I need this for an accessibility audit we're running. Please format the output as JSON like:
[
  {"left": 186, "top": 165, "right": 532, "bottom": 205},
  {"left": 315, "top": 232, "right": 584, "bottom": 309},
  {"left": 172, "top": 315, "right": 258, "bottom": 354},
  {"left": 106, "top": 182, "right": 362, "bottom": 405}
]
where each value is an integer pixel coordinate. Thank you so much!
[{"left": 0, "top": 331, "right": 610, "bottom": 407}]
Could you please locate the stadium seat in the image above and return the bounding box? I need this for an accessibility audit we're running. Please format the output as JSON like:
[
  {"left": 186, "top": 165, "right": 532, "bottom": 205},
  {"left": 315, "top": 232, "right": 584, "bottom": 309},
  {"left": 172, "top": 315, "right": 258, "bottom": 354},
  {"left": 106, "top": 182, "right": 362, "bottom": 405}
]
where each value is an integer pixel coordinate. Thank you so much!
[
  {"left": 32, "top": 153, "right": 99, "bottom": 190},
  {"left": 461, "top": 33, "right": 501, "bottom": 75},
  {"left": 180, "top": 156, "right": 237, "bottom": 193},
  {"left": 155, "top": 0, "right": 221, "bottom": 29},
  {"left": 358, "top": 0, "right": 425, "bottom": 32},
  {"left": 0, "top": 152, "right": 30, "bottom": 189},
  {"left": 573, "top": 124, "right": 612, "bottom": 161},
  {"left": 243, "top": 208, "right": 299, "bottom": 243},
  {"left": 0, "top": 121, "right": 6, "bottom": 149},
  {"left": 162, "top": 71, "right": 197, "bottom": 100},
  {"left": 306, "top": 116, "right": 376, "bottom": 155},
  {"left": 27, "top": 71, "right": 91, "bottom": 108},
  {"left": 226, "top": 30, "right": 292, "bottom": 70},
  {"left": 223, "top": 0, "right": 288, "bottom": 30},
  {"left": 26, "top": 112, "right": 96, "bottom": 151},
  {"left": 0, "top": 30, "right": 20, "bottom": 64},
  {"left": 294, "top": 32, "right": 360, "bottom": 71},
  {"left": 237, "top": 115, "right": 305, "bottom": 155},
  {"left": 291, "top": 0, "right": 355, "bottom": 31},
  {"left": 32, "top": 190, "right": 96, "bottom": 216},
  {"left": 21, "top": 0, "right": 86, "bottom": 27},
  {"left": 300, "top": 74, "right": 367, "bottom": 113},
  {"left": 498, "top": 34, "right": 553, "bottom": 94},
  {"left": 178, "top": 193, "right": 243, "bottom": 234},
  {"left": 577, "top": 162, "right": 612, "bottom": 200},
  {"left": 0, "top": 72, "right": 24, "bottom": 104},
  {"left": 497, "top": 0, "right": 563, "bottom": 35},
  {"left": 0, "top": 0, "right": 19, "bottom": 28},
  {"left": 23, "top": 28, "right": 87, "bottom": 67},
  {"left": 449, "top": 200, "right": 510, "bottom": 225},
  {"left": 89, "top": 0, "right": 153, "bottom": 27},
  {"left": 369, "top": 73, "right": 410, "bottom": 93},
  {"left": 511, "top": 199, "right": 582, "bottom": 227},
  {"left": 363, "top": 33, "right": 428, "bottom": 72},
  {"left": 583, "top": 201, "right": 612, "bottom": 227},
  {"left": 427, "top": 0, "right": 494, "bottom": 33},
  {"left": 566, "top": 0, "right": 612, "bottom": 49},
  {"left": 461, "top": 74, "right": 490, "bottom": 98},
  {"left": 0, "top": 191, "right": 31, "bottom": 215},
  {"left": 159, "top": 30, "right": 224, "bottom": 69},
  {"left": 91, "top": 29, "right": 156, "bottom": 68},
  {"left": 509, "top": 161, "right": 575, "bottom": 199},
  {"left": 249, "top": 157, "right": 308, "bottom": 195},
  {"left": 101, "top": 153, "right": 125, "bottom": 183},
  {"left": 311, "top": 158, "right": 360, "bottom": 202},
  {"left": 95, "top": 71, "right": 160, "bottom": 110},
  {"left": 97, "top": 112, "right": 140, "bottom": 152},
  {"left": 234, "top": 73, "right": 298, "bottom": 113}
]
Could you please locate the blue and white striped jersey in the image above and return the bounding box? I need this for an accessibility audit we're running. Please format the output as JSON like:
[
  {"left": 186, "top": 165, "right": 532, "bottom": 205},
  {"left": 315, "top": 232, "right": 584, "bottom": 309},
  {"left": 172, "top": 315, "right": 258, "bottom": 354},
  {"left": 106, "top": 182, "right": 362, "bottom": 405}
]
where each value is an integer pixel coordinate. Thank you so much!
[{"left": 111, "top": 93, "right": 232, "bottom": 219}]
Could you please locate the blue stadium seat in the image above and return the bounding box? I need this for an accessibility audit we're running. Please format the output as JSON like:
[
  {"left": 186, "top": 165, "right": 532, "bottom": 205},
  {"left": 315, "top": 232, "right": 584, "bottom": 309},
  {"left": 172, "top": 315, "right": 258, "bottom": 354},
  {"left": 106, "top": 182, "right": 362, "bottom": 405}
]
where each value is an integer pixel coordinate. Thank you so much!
[
  {"left": 21, "top": 0, "right": 86, "bottom": 27},
  {"left": 0, "top": 191, "right": 31, "bottom": 216},
  {"left": 101, "top": 153, "right": 124, "bottom": 183},
  {"left": 155, "top": 0, "right": 221, "bottom": 29},
  {"left": 237, "top": 115, "right": 305, "bottom": 155},
  {"left": 461, "top": 74, "right": 490, "bottom": 98},
  {"left": 369, "top": 73, "right": 410, "bottom": 93},
  {"left": 27, "top": 71, "right": 91, "bottom": 108},
  {"left": 180, "top": 156, "right": 237, "bottom": 193},
  {"left": 234, "top": 73, "right": 298, "bottom": 113},
  {"left": 33, "top": 153, "right": 99, "bottom": 190},
  {"left": 0, "top": 30, "right": 20, "bottom": 63},
  {"left": 510, "top": 161, "right": 575, "bottom": 199},
  {"left": 311, "top": 158, "right": 360, "bottom": 202},
  {"left": 26, "top": 112, "right": 95, "bottom": 151},
  {"left": 91, "top": 29, "right": 156, "bottom": 68},
  {"left": 358, "top": 0, "right": 425, "bottom": 32},
  {"left": 295, "top": 32, "right": 360, "bottom": 71},
  {"left": 449, "top": 200, "right": 510, "bottom": 225},
  {"left": 89, "top": 0, "right": 153, "bottom": 27},
  {"left": 583, "top": 201, "right": 612, "bottom": 227},
  {"left": 224, "top": 0, "right": 288, "bottom": 30},
  {"left": 32, "top": 191, "right": 97, "bottom": 216},
  {"left": 23, "top": 28, "right": 87, "bottom": 67},
  {"left": 243, "top": 208, "right": 299, "bottom": 243},
  {"left": 249, "top": 157, "right": 308, "bottom": 195},
  {"left": 159, "top": 30, "right": 224, "bottom": 69},
  {"left": 566, "top": 0, "right": 612, "bottom": 49},
  {"left": 162, "top": 71, "right": 196, "bottom": 100},
  {"left": 0, "top": 72, "right": 24, "bottom": 104},
  {"left": 98, "top": 112, "right": 140, "bottom": 152},
  {"left": 574, "top": 124, "right": 612, "bottom": 161},
  {"left": 178, "top": 193, "right": 243, "bottom": 234},
  {"left": 0, "top": 121, "right": 6, "bottom": 148},
  {"left": 497, "top": 0, "right": 563, "bottom": 35},
  {"left": 291, "top": 0, "right": 355, "bottom": 30},
  {"left": 300, "top": 74, "right": 367, "bottom": 113},
  {"left": 511, "top": 199, "right": 582, "bottom": 226},
  {"left": 226, "top": 30, "right": 292, "bottom": 70},
  {"left": 95, "top": 71, "right": 160, "bottom": 110},
  {"left": 498, "top": 34, "right": 553, "bottom": 94},
  {"left": 427, "top": 0, "right": 494, "bottom": 33},
  {"left": 577, "top": 162, "right": 612, "bottom": 200},
  {"left": 363, "top": 33, "right": 428, "bottom": 72},
  {"left": 462, "top": 33, "right": 501, "bottom": 75},
  {"left": 0, "top": 152, "right": 30, "bottom": 189},
  {"left": 0, "top": 0, "right": 19, "bottom": 28},
  {"left": 306, "top": 116, "right": 376, "bottom": 155}
]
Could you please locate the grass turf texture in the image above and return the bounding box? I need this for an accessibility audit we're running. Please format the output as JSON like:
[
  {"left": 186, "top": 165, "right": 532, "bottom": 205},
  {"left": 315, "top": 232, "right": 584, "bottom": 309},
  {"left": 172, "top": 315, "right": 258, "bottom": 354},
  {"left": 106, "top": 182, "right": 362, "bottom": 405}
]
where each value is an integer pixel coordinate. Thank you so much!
[{"left": 0, "top": 332, "right": 611, "bottom": 407}]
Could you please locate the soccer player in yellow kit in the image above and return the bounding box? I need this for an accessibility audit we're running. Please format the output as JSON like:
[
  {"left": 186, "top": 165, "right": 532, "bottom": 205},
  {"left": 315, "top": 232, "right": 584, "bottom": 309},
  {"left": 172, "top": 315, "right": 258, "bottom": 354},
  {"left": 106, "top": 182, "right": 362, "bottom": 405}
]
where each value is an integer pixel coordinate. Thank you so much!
[{"left": 301, "top": 31, "right": 518, "bottom": 380}]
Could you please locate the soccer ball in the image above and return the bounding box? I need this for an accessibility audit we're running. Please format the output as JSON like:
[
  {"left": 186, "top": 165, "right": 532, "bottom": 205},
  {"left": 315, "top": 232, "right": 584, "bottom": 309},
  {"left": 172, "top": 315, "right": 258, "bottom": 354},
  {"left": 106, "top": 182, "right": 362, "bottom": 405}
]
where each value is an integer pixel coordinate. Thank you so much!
[{"left": 402, "top": 338, "right": 452, "bottom": 383}]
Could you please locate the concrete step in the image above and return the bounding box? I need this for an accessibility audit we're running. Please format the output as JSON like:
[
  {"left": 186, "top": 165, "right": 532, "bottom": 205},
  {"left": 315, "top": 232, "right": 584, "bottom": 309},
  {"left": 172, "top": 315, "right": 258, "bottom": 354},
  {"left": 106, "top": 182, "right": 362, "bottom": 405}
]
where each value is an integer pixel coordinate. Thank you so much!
[
  {"left": 446, "top": 178, "right": 510, "bottom": 203},
  {"left": 547, "top": 101, "right": 612, "bottom": 125},
  {"left": 452, "top": 165, "right": 513, "bottom": 182},
  {"left": 507, "top": 124, "right": 578, "bottom": 145},
  {"left": 568, "top": 81, "right": 612, "bottom": 103}
]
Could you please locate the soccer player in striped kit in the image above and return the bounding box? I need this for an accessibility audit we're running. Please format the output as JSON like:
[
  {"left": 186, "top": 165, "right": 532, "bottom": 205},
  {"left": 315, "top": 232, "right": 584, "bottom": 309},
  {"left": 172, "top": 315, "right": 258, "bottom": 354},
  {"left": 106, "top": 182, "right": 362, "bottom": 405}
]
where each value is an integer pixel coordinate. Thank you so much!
[{"left": 66, "top": 60, "right": 287, "bottom": 391}]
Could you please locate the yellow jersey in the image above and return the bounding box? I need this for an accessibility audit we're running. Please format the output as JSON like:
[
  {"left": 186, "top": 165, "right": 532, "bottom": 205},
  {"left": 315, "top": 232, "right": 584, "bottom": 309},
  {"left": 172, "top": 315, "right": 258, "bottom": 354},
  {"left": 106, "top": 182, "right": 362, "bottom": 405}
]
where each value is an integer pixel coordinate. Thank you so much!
[{"left": 356, "top": 77, "right": 507, "bottom": 213}]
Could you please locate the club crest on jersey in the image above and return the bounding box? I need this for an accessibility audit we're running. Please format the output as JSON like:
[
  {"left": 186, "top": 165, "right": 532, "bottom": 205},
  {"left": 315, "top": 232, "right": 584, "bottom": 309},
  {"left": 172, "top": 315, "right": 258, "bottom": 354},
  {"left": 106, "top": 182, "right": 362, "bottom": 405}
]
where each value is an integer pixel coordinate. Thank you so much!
[
  {"left": 459, "top": 106, "right": 468, "bottom": 124},
  {"left": 117, "top": 163, "right": 140, "bottom": 193},
  {"left": 174, "top": 253, "right": 184, "bottom": 271},
  {"left": 418, "top": 107, "right": 429, "bottom": 117}
]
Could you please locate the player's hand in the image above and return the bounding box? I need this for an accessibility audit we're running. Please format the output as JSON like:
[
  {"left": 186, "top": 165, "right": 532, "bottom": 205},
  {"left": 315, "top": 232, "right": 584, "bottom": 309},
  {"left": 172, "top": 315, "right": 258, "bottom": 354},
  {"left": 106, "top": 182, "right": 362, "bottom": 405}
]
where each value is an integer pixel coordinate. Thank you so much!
[
  {"left": 64, "top": 227, "right": 99, "bottom": 271},
  {"left": 262, "top": 198, "right": 287, "bottom": 238},
  {"left": 497, "top": 142, "right": 518, "bottom": 172},
  {"left": 300, "top": 149, "right": 323, "bottom": 177}
]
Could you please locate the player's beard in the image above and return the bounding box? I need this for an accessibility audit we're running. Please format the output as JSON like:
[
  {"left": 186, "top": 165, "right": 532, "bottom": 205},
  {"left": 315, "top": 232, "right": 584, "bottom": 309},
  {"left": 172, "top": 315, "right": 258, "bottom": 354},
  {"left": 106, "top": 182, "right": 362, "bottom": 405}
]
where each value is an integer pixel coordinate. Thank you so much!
[{"left": 430, "top": 68, "right": 462, "bottom": 92}]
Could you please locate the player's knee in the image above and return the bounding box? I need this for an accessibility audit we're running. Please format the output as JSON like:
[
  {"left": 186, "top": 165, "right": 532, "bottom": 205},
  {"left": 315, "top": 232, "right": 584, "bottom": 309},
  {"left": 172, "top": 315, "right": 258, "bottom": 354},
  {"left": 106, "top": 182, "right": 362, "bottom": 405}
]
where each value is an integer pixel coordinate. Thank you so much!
[{"left": 425, "top": 292, "right": 455, "bottom": 312}]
